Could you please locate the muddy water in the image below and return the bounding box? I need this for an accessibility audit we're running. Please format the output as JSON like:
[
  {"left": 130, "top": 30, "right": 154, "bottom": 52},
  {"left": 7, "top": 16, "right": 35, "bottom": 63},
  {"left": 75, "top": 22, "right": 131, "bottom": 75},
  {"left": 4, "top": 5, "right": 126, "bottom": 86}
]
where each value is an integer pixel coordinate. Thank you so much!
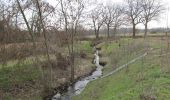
[{"left": 52, "top": 50, "right": 103, "bottom": 100}]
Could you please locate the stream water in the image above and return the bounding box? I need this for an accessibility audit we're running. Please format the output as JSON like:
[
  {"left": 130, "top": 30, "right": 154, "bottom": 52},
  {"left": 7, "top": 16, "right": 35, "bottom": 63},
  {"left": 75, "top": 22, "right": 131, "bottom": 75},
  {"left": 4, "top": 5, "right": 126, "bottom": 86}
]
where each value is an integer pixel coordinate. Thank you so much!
[{"left": 52, "top": 50, "right": 103, "bottom": 100}]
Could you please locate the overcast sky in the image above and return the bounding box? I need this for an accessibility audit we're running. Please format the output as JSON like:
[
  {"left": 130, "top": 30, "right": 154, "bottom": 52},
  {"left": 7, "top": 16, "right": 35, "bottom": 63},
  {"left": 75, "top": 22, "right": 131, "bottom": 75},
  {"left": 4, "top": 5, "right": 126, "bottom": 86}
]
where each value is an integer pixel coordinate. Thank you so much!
[
  {"left": 103, "top": 0, "right": 170, "bottom": 29},
  {"left": 47, "top": 0, "right": 170, "bottom": 29}
]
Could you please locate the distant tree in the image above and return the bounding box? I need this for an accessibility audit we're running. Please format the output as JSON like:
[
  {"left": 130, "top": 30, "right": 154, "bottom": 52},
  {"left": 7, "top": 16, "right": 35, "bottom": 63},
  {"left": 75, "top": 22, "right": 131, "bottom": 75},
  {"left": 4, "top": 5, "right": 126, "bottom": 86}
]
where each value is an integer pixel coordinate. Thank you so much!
[
  {"left": 103, "top": 4, "right": 123, "bottom": 38},
  {"left": 140, "top": 0, "right": 164, "bottom": 38},
  {"left": 112, "top": 5, "right": 125, "bottom": 38},
  {"left": 90, "top": 5, "right": 105, "bottom": 39},
  {"left": 103, "top": 5, "right": 114, "bottom": 38},
  {"left": 124, "top": 0, "right": 143, "bottom": 38},
  {"left": 0, "top": 0, "right": 19, "bottom": 42}
]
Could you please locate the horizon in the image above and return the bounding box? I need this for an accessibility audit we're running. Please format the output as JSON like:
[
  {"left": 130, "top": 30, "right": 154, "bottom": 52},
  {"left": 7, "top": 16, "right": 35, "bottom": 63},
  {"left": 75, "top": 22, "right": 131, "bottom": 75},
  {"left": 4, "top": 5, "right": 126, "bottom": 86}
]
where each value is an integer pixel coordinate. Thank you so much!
[{"left": 46, "top": 0, "right": 170, "bottom": 29}]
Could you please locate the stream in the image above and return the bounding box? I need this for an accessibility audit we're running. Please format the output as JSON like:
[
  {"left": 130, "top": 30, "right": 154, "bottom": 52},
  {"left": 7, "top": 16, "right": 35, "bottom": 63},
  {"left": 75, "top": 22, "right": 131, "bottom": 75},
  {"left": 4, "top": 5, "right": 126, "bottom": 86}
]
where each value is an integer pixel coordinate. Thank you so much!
[{"left": 52, "top": 50, "right": 103, "bottom": 100}]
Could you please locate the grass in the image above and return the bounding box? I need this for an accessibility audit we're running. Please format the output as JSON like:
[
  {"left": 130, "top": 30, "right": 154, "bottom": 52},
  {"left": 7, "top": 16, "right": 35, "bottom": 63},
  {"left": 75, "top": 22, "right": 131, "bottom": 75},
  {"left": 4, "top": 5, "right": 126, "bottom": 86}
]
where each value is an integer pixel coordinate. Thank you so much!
[
  {"left": 76, "top": 41, "right": 93, "bottom": 53},
  {"left": 0, "top": 54, "right": 56, "bottom": 69},
  {"left": 2, "top": 38, "right": 169, "bottom": 100},
  {"left": 3, "top": 93, "right": 43, "bottom": 100},
  {"left": 0, "top": 62, "right": 40, "bottom": 90},
  {"left": 73, "top": 37, "right": 170, "bottom": 100},
  {"left": 0, "top": 40, "right": 94, "bottom": 100},
  {"left": 98, "top": 38, "right": 147, "bottom": 75},
  {"left": 73, "top": 53, "right": 170, "bottom": 100},
  {"left": 97, "top": 38, "right": 133, "bottom": 56}
]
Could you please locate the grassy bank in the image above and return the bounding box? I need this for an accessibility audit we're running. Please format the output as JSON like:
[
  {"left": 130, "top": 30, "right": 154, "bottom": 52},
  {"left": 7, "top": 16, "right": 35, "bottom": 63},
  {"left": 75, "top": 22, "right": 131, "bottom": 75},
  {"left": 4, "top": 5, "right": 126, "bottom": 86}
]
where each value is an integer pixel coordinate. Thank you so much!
[
  {"left": 96, "top": 38, "right": 147, "bottom": 75},
  {"left": 0, "top": 40, "right": 95, "bottom": 100},
  {"left": 73, "top": 37, "right": 170, "bottom": 100}
]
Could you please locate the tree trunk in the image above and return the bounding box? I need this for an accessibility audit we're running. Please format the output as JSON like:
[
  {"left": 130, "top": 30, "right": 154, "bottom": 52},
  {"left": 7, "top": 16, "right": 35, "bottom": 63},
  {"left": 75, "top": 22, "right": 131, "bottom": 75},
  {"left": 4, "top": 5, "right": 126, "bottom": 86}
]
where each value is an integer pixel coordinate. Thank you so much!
[
  {"left": 16, "top": 0, "right": 43, "bottom": 80},
  {"left": 70, "top": 53, "right": 74, "bottom": 83},
  {"left": 94, "top": 28, "right": 99, "bottom": 39},
  {"left": 113, "top": 26, "right": 117, "bottom": 38},
  {"left": 107, "top": 24, "right": 110, "bottom": 38},
  {"left": 144, "top": 23, "right": 148, "bottom": 38},
  {"left": 94, "top": 29, "right": 97, "bottom": 39},
  {"left": 96, "top": 27, "right": 100, "bottom": 39},
  {"left": 60, "top": 0, "right": 71, "bottom": 54},
  {"left": 36, "top": 0, "right": 54, "bottom": 87},
  {"left": 132, "top": 24, "right": 136, "bottom": 38},
  {"left": 17, "top": 0, "right": 35, "bottom": 43},
  {"left": 96, "top": 28, "right": 100, "bottom": 39},
  {"left": 70, "top": 26, "right": 74, "bottom": 83},
  {"left": 36, "top": 0, "right": 50, "bottom": 63}
]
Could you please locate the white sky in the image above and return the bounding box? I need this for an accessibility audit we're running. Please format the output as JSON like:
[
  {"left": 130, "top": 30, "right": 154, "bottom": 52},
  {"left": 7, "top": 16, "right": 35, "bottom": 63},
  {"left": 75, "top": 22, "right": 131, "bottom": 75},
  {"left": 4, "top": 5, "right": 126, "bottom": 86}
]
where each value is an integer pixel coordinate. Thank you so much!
[
  {"left": 103, "top": 0, "right": 170, "bottom": 29},
  {"left": 47, "top": 0, "right": 170, "bottom": 29}
]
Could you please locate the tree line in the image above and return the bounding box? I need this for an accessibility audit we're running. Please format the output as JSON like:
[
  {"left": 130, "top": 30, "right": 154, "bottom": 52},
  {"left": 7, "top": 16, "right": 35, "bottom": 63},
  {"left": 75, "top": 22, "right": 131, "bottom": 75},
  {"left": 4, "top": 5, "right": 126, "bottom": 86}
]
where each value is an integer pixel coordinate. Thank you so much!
[{"left": 0, "top": 0, "right": 165, "bottom": 84}]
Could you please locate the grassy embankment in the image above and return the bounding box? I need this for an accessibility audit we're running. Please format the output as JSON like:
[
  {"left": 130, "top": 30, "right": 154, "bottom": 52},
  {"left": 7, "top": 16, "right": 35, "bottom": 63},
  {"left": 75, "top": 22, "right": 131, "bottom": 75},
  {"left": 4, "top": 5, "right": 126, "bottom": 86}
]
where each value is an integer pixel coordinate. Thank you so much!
[
  {"left": 73, "top": 37, "right": 170, "bottom": 100},
  {"left": 97, "top": 38, "right": 147, "bottom": 75},
  {"left": 0, "top": 41, "right": 95, "bottom": 100}
]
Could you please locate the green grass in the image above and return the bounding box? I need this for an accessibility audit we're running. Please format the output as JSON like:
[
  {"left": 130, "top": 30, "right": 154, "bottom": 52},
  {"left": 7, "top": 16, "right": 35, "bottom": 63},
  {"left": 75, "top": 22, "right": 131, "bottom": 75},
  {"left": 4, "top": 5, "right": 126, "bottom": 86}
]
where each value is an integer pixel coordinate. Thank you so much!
[
  {"left": 1, "top": 38, "right": 169, "bottom": 99},
  {"left": 73, "top": 37, "right": 170, "bottom": 100},
  {"left": 0, "top": 40, "right": 94, "bottom": 99},
  {"left": 102, "top": 42, "right": 119, "bottom": 55},
  {"left": 97, "top": 38, "right": 133, "bottom": 56},
  {"left": 3, "top": 94, "right": 43, "bottom": 100},
  {"left": 0, "top": 56, "right": 45, "bottom": 100},
  {"left": 0, "top": 54, "right": 56, "bottom": 69},
  {"left": 148, "top": 38, "right": 166, "bottom": 49},
  {"left": 99, "top": 38, "right": 146, "bottom": 75},
  {"left": 73, "top": 53, "right": 170, "bottom": 100},
  {"left": 75, "top": 41, "right": 93, "bottom": 53},
  {"left": 0, "top": 62, "right": 40, "bottom": 91}
]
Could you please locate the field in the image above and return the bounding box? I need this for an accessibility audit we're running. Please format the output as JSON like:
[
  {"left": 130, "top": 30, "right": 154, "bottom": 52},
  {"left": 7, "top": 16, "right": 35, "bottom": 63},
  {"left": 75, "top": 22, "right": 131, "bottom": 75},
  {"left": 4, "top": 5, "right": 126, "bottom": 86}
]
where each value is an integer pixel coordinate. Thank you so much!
[
  {"left": 0, "top": 40, "right": 95, "bottom": 100},
  {"left": 73, "top": 37, "right": 170, "bottom": 100},
  {"left": 1, "top": 34, "right": 170, "bottom": 100},
  {"left": 1, "top": 0, "right": 169, "bottom": 99}
]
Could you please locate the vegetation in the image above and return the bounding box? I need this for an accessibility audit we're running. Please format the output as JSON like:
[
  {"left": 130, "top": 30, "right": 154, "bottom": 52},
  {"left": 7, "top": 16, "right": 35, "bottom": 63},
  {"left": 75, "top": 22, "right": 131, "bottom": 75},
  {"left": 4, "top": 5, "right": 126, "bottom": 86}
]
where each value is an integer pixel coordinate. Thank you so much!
[
  {"left": 0, "top": 41, "right": 94, "bottom": 99},
  {"left": 73, "top": 37, "right": 170, "bottom": 100},
  {"left": 0, "top": 0, "right": 168, "bottom": 99}
]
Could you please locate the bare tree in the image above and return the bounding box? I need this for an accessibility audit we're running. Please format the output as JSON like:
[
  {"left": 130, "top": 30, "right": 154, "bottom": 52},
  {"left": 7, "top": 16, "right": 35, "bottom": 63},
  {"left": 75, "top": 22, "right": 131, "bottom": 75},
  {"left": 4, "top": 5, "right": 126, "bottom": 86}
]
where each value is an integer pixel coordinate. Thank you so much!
[
  {"left": 125, "top": 0, "right": 143, "bottom": 38},
  {"left": 16, "top": 0, "right": 46, "bottom": 81},
  {"left": 0, "top": 0, "right": 19, "bottom": 42},
  {"left": 90, "top": 5, "right": 105, "bottom": 39},
  {"left": 103, "top": 4, "right": 124, "bottom": 38},
  {"left": 103, "top": 5, "right": 114, "bottom": 38},
  {"left": 140, "top": 0, "right": 164, "bottom": 38},
  {"left": 35, "top": 0, "right": 52, "bottom": 62},
  {"left": 16, "top": 0, "right": 36, "bottom": 47},
  {"left": 34, "top": 0, "right": 56, "bottom": 87},
  {"left": 59, "top": 0, "right": 85, "bottom": 82}
]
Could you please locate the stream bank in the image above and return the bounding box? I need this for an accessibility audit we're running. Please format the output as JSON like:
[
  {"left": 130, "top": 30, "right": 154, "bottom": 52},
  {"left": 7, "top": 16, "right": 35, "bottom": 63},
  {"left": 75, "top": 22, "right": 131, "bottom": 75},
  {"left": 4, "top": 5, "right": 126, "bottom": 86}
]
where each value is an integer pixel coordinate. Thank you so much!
[{"left": 51, "top": 48, "right": 104, "bottom": 100}]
